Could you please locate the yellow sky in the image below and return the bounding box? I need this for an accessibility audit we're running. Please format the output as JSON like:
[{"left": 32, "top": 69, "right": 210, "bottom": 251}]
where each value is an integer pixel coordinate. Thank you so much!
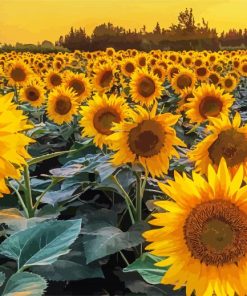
[{"left": 0, "top": 0, "right": 246, "bottom": 44}]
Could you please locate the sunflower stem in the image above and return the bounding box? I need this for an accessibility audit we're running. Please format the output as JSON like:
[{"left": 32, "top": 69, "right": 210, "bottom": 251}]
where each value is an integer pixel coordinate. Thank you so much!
[
  {"left": 111, "top": 175, "right": 136, "bottom": 224},
  {"left": 23, "top": 165, "right": 34, "bottom": 218},
  {"left": 136, "top": 172, "right": 142, "bottom": 222},
  {"left": 9, "top": 183, "right": 29, "bottom": 219},
  {"left": 33, "top": 179, "right": 58, "bottom": 211}
]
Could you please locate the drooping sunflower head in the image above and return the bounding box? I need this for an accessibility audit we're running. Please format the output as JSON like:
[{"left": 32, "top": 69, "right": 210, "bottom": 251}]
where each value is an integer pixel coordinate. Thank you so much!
[
  {"left": 171, "top": 69, "right": 196, "bottom": 94},
  {"left": 93, "top": 63, "right": 116, "bottom": 94},
  {"left": 221, "top": 75, "right": 238, "bottom": 93},
  {"left": 80, "top": 94, "right": 130, "bottom": 149},
  {"left": 7, "top": 61, "right": 32, "bottom": 86},
  {"left": 143, "top": 159, "right": 247, "bottom": 296},
  {"left": 20, "top": 78, "right": 46, "bottom": 107},
  {"left": 188, "top": 113, "right": 247, "bottom": 176},
  {"left": 46, "top": 70, "right": 63, "bottom": 89},
  {"left": 108, "top": 104, "right": 186, "bottom": 177},
  {"left": 65, "top": 73, "right": 92, "bottom": 103},
  {"left": 129, "top": 68, "right": 164, "bottom": 106},
  {"left": 47, "top": 86, "right": 79, "bottom": 125},
  {"left": 177, "top": 87, "right": 195, "bottom": 112},
  {"left": 185, "top": 83, "right": 234, "bottom": 123}
]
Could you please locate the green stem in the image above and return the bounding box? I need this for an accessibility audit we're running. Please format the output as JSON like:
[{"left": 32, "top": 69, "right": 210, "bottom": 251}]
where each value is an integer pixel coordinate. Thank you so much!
[
  {"left": 111, "top": 175, "right": 136, "bottom": 224},
  {"left": 23, "top": 165, "right": 34, "bottom": 218},
  {"left": 9, "top": 183, "right": 29, "bottom": 218},
  {"left": 136, "top": 172, "right": 142, "bottom": 222},
  {"left": 33, "top": 179, "right": 58, "bottom": 211},
  {"left": 119, "top": 251, "right": 130, "bottom": 266}
]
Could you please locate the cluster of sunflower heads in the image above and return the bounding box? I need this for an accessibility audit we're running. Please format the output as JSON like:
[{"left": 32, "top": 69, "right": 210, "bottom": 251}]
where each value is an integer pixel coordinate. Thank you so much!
[{"left": 1, "top": 48, "right": 247, "bottom": 295}]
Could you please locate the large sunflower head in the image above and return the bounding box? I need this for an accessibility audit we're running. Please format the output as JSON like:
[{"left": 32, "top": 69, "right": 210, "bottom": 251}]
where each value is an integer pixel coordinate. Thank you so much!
[
  {"left": 143, "top": 159, "right": 247, "bottom": 296},
  {"left": 129, "top": 68, "right": 164, "bottom": 107},
  {"left": 185, "top": 83, "right": 234, "bottom": 123},
  {"left": 108, "top": 104, "right": 186, "bottom": 177},
  {"left": 93, "top": 63, "right": 116, "bottom": 94},
  {"left": 46, "top": 70, "right": 63, "bottom": 89},
  {"left": 7, "top": 61, "right": 32, "bottom": 86},
  {"left": 20, "top": 78, "right": 46, "bottom": 107},
  {"left": 0, "top": 93, "right": 34, "bottom": 196},
  {"left": 65, "top": 72, "right": 92, "bottom": 103},
  {"left": 171, "top": 69, "right": 196, "bottom": 95},
  {"left": 188, "top": 113, "right": 247, "bottom": 177},
  {"left": 47, "top": 86, "right": 79, "bottom": 125},
  {"left": 80, "top": 94, "right": 130, "bottom": 149}
]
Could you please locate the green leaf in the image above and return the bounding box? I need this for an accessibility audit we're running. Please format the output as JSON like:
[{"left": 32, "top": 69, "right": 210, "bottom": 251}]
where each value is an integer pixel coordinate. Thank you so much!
[
  {"left": 124, "top": 253, "right": 167, "bottom": 284},
  {"left": 2, "top": 272, "right": 47, "bottom": 296},
  {"left": 82, "top": 220, "right": 149, "bottom": 264},
  {"left": 0, "top": 272, "right": 5, "bottom": 287},
  {"left": 0, "top": 219, "right": 81, "bottom": 270},
  {"left": 28, "top": 150, "right": 75, "bottom": 166}
]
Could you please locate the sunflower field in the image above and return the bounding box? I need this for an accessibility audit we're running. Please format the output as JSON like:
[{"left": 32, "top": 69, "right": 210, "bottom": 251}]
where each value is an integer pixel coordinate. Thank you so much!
[{"left": 0, "top": 48, "right": 247, "bottom": 296}]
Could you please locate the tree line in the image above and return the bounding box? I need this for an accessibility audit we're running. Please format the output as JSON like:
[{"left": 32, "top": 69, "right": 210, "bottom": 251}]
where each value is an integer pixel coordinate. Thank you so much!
[{"left": 55, "top": 9, "right": 247, "bottom": 51}]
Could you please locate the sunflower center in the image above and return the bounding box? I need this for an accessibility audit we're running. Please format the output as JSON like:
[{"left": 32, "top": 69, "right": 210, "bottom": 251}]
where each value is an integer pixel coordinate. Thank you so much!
[
  {"left": 176, "top": 74, "right": 192, "bottom": 90},
  {"left": 100, "top": 70, "right": 113, "bottom": 88},
  {"left": 154, "top": 69, "right": 162, "bottom": 79},
  {"left": 125, "top": 63, "right": 135, "bottom": 73},
  {"left": 50, "top": 74, "right": 62, "bottom": 86},
  {"left": 242, "top": 64, "right": 247, "bottom": 73},
  {"left": 184, "top": 199, "right": 247, "bottom": 266},
  {"left": 199, "top": 96, "right": 223, "bottom": 119},
  {"left": 26, "top": 87, "right": 40, "bottom": 101},
  {"left": 139, "top": 57, "right": 146, "bottom": 66},
  {"left": 208, "top": 129, "right": 247, "bottom": 167},
  {"left": 138, "top": 77, "right": 155, "bottom": 98},
  {"left": 93, "top": 108, "right": 121, "bottom": 135},
  {"left": 55, "top": 96, "right": 72, "bottom": 115},
  {"left": 69, "top": 79, "right": 85, "bottom": 96},
  {"left": 11, "top": 67, "right": 26, "bottom": 82},
  {"left": 128, "top": 120, "right": 164, "bottom": 157},
  {"left": 225, "top": 78, "right": 233, "bottom": 88},
  {"left": 195, "top": 59, "right": 203, "bottom": 67},
  {"left": 209, "top": 74, "right": 219, "bottom": 85},
  {"left": 197, "top": 67, "right": 207, "bottom": 76}
]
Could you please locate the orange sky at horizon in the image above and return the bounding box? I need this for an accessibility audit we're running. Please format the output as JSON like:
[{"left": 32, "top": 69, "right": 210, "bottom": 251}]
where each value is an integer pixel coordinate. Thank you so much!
[{"left": 0, "top": 0, "right": 246, "bottom": 45}]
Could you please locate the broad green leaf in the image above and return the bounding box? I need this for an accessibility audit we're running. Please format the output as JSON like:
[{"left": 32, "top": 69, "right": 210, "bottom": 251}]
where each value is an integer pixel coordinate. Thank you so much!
[
  {"left": 124, "top": 253, "right": 167, "bottom": 284},
  {"left": 2, "top": 272, "right": 47, "bottom": 296},
  {"left": 0, "top": 272, "right": 5, "bottom": 287},
  {"left": 0, "top": 220, "right": 81, "bottom": 270},
  {"left": 82, "top": 221, "right": 149, "bottom": 264}
]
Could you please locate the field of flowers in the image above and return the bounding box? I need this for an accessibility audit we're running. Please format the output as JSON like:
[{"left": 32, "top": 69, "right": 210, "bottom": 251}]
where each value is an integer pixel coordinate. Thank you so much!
[{"left": 0, "top": 48, "right": 247, "bottom": 296}]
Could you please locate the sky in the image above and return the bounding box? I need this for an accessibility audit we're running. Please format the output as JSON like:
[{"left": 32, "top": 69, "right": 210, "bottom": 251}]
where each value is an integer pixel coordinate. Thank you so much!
[{"left": 0, "top": 0, "right": 246, "bottom": 45}]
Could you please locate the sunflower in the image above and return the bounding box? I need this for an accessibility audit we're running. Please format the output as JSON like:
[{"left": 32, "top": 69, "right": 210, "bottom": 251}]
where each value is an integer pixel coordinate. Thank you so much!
[
  {"left": 185, "top": 83, "right": 234, "bottom": 123},
  {"left": 65, "top": 73, "right": 92, "bottom": 103},
  {"left": 143, "top": 158, "right": 247, "bottom": 296},
  {"left": 108, "top": 104, "right": 186, "bottom": 177},
  {"left": 47, "top": 86, "right": 78, "bottom": 125},
  {"left": 208, "top": 71, "right": 221, "bottom": 86},
  {"left": 239, "top": 61, "right": 247, "bottom": 77},
  {"left": 152, "top": 66, "right": 166, "bottom": 82},
  {"left": 171, "top": 69, "right": 196, "bottom": 94},
  {"left": 177, "top": 87, "right": 195, "bottom": 112},
  {"left": 7, "top": 61, "right": 32, "bottom": 86},
  {"left": 167, "top": 65, "right": 180, "bottom": 81},
  {"left": 188, "top": 113, "right": 247, "bottom": 177},
  {"left": 136, "top": 54, "right": 147, "bottom": 67},
  {"left": 129, "top": 68, "right": 164, "bottom": 107},
  {"left": 93, "top": 63, "right": 116, "bottom": 94},
  {"left": 0, "top": 93, "right": 34, "bottom": 196},
  {"left": 20, "top": 79, "right": 45, "bottom": 107},
  {"left": 80, "top": 94, "right": 130, "bottom": 149},
  {"left": 221, "top": 75, "right": 238, "bottom": 93},
  {"left": 195, "top": 65, "right": 209, "bottom": 81},
  {"left": 46, "top": 70, "right": 63, "bottom": 89},
  {"left": 120, "top": 59, "right": 136, "bottom": 77}
]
